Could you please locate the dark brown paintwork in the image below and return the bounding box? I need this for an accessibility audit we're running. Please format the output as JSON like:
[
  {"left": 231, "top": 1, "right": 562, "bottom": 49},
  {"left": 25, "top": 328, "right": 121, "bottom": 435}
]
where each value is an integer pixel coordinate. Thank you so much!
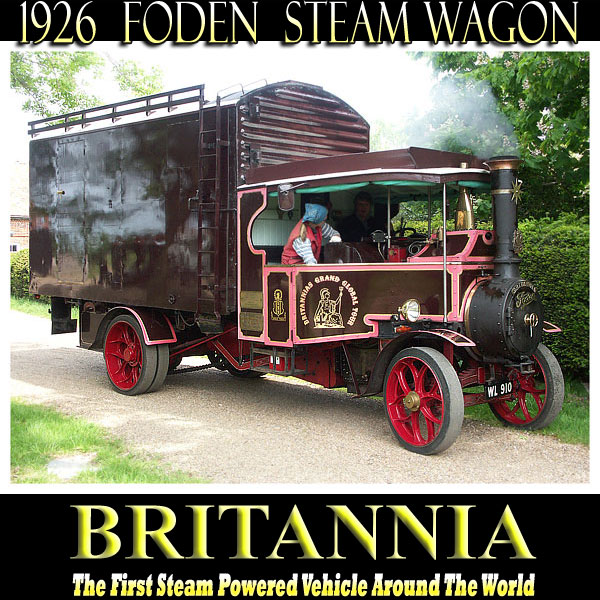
[
  {"left": 237, "top": 82, "right": 369, "bottom": 184},
  {"left": 29, "top": 82, "right": 370, "bottom": 319},
  {"left": 30, "top": 114, "right": 204, "bottom": 312},
  {"left": 294, "top": 269, "right": 450, "bottom": 340},
  {"left": 266, "top": 271, "right": 291, "bottom": 344},
  {"left": 244, "top": 147, "right": 488, "bottom": 186}
]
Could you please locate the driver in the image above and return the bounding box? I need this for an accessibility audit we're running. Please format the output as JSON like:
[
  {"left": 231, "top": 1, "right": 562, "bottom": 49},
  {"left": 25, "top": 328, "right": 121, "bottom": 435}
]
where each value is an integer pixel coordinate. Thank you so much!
[
  {"left": 281, "top": 203, "right": 341, "bottom": 265},
  {"left": 338, "top": 191, "right": 377, "bottom": 242}
]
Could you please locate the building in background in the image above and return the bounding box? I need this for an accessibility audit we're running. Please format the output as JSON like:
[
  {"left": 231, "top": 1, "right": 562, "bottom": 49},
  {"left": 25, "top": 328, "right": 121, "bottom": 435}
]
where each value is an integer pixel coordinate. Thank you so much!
[{"left": 10, "top": 160, "right": 29, "bottom": 252}]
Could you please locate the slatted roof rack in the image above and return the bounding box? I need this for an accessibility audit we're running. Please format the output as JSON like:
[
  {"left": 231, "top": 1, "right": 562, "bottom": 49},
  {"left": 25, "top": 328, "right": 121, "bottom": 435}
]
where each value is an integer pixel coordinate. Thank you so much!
[{"left": 28, "top": 84, "right": 206, "bottom": 137}]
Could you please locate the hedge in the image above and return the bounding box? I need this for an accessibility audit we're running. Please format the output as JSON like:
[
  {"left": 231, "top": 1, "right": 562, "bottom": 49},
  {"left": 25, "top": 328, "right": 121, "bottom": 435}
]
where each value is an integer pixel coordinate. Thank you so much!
[
  {"left": 10, "top": 248, "right": 30, "bottom": 299},
  {"left": 10, "top": 214, "right": 588, "bottom": 376},
  {"left": 519, "top": 213, "right": 589, "bottom": 377}
]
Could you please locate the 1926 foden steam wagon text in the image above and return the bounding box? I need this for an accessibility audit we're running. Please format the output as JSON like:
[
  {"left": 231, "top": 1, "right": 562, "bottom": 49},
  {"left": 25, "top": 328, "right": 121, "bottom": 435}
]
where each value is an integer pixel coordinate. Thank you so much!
[{"left": 28, "top": 81, "right": 564, "bottom": 454}]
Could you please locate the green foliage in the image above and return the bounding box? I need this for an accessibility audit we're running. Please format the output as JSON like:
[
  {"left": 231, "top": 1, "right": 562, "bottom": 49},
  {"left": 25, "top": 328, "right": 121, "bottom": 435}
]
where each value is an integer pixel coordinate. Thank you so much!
[
  {"left": 413, "top": 52, "right": 589, "bottom": 219},
  {"left": 10, "top": 51, "right": 164, "bottom": 117},
  {"left": 10, "top": 51, "right": 104, "bottom": 117},
  {"left": 10, "top": 249, "right": 30, "bottom": 298},
  {"left": 10, "top": 251, "right": 52, "bottom": 309},
  {"left": 111, "top": 59, "right": 163, "bottom": 98},
  {"left": 406, "top": 75, "right": 519, "bottom": 158},
  {"left": 519, "top": 214, "right": 589, "bottom": 376},
  {"left": 370, "top": 118, "right": 410, "bottom": 151},
  {"left": 465, "top": 388, "right": 588, "bottom": 446}
]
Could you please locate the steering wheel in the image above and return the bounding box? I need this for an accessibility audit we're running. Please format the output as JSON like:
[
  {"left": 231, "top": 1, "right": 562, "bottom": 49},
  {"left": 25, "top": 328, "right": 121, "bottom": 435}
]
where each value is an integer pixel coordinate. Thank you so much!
[
  {"left": 393, "top": 229, "right": 428, "bottom": 241},
  {"left": 396, "top": 226, "right": 417, "bottom": 238}
]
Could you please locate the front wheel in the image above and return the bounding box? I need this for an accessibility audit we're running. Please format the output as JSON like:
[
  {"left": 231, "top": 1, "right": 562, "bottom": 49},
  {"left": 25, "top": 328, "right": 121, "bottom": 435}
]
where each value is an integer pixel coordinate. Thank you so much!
[
  {"left": 383, "top": 347, "right": 464, "bottom": 455},
  {"left": 489, "top": 343, "right": 564, "bottom": 429}
]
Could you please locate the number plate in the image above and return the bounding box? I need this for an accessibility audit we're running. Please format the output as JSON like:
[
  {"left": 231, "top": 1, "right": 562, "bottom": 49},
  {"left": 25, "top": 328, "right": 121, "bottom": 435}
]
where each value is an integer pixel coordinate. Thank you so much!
[{"left": 485, "top": 378, "right": 514, "bottom": 400}]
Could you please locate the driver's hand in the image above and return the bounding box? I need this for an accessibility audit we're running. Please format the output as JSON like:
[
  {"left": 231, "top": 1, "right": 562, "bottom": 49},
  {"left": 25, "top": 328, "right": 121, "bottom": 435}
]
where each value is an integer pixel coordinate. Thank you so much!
[{"left": 330, "top": 235, "right": 342, "bottom": 243}]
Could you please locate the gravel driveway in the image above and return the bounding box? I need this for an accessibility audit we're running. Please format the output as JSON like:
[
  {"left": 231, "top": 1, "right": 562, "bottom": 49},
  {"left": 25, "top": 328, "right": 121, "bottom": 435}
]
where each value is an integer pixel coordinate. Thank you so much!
[{"left": 10, "top": 310, "right": 589, "bottom": 484}]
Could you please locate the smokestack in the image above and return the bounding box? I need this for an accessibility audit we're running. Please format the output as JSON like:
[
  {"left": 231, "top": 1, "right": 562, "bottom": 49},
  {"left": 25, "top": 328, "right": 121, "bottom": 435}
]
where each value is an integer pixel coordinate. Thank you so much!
[{"left": 486, "top": 156, "right": 522, "bottom": 280}]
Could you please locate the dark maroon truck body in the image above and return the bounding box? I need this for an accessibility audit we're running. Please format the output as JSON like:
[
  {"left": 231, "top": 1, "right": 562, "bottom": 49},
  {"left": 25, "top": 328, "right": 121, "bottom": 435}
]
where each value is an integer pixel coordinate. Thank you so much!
[{"left": 28, "top": 81, "right": 369, "bottom": 317}]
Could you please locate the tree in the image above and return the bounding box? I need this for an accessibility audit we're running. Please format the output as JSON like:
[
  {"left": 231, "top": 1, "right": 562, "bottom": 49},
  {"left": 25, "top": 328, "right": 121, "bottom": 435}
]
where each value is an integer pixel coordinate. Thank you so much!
[
  {"left": 412, "top": 52, "right": 589, "bottom": 218},
  {"left": 10, "top": 51, "right": 164, "bottom": 118},
  {"left": 110, "top": 58, "right": 164, "bottom": 98},
  {"left": 370, "top": 119, "right": 410, "bottom": 151},
  {"left": 10, "top": 51, "right": 105, "bottom": 117}
]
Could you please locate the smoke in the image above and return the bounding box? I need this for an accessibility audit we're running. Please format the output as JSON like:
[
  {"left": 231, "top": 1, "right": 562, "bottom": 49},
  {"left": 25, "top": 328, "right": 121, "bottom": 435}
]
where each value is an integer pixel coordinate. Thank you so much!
[{"left": 402, "top": 76, "right": 520, "bottom": 159}]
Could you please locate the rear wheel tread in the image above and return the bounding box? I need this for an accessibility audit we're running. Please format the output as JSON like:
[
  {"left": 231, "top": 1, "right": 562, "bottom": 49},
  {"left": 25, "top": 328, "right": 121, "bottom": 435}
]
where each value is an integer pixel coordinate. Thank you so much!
[{"left": 103, "top": 314, "right": 158, "bottom": 396}]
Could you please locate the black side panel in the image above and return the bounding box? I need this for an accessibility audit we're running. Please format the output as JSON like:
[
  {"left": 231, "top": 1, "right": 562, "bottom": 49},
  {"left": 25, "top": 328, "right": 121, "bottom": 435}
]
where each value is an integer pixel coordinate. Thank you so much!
[{"left": 29, "top": 114, "right": 202, "bottom": 312}]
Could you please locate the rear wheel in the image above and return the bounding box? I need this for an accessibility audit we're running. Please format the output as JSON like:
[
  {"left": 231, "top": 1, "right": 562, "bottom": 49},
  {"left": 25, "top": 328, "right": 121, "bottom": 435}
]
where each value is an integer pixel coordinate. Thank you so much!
[
  {"left": 103, "top": 315, "right": 167, "bottom": 395},
  {"left": 383, "top": 347, "right": 464, "bottom": 455},
  {"left": 489, "top": 344, "right": 564, "bottom": 429}
]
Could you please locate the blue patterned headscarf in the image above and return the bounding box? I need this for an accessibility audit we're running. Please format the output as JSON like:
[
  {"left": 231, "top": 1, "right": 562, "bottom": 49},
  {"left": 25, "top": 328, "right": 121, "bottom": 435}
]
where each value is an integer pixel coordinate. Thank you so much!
[{"left": 302, "top": 203, "right": 328, "bottom": 224}]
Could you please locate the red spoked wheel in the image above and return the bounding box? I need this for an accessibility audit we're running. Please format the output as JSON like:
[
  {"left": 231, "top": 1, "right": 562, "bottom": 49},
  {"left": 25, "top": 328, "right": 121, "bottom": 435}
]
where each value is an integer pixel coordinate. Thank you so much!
[
  {"left": 490, "top": 343, "right": 564, "bottom": 429},
  {"left": 103, "top": 314, "right": 167, "bottom": 395},
  {"left": 383, "top": 347, "right": 464, "bottom": 455}
]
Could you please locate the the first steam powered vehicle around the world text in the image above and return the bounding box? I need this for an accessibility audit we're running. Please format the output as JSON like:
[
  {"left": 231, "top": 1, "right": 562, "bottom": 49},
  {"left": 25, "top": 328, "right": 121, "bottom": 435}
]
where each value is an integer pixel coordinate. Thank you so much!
[{"left": 28, "top": 81, "right": 564, "bottom": 454}]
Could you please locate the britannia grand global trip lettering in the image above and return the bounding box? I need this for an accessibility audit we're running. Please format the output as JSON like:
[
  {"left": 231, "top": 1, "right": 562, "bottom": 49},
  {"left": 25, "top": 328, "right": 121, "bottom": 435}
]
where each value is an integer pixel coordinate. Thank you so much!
[
  {"left": 71, "top": 504, "right": 535, "bottom": 560},
  {"left": 299, "top": 281, "right": 313, "bottom": 325}
]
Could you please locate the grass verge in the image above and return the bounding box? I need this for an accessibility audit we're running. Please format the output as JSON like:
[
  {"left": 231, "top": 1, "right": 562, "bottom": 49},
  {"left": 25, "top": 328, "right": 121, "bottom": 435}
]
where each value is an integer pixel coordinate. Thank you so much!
[
  {"left": 11, "top": 399, "right": 208, "bottom": 484},
  {"left": 11, "top": 296, "right": 80, "bottom": 321},
  {"left": 10, "top": 296, "right": 52, "bottom": 319}
]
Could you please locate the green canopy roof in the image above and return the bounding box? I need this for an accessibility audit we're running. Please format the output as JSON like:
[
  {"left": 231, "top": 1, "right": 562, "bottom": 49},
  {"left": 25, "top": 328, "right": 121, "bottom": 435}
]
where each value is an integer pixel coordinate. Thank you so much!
[{"left": 269, "top": 179, "right": 490, "bottom": 200}]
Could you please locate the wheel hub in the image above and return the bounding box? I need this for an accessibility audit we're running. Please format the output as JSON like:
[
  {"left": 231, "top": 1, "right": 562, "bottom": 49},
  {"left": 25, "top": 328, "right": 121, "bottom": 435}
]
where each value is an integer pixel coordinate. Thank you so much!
[
  {"left": 123, "top": 345, "right": 138, "bottom": 363},
  {"left": 403, "top": 391, "right": 421, "bottom": 412}
]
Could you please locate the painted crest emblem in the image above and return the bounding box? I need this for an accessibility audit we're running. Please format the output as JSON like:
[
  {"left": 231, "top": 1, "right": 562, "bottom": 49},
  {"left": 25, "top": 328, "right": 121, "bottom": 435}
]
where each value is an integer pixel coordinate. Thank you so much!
[{"left": 270, "top": 289, "right": 287, "bottom": 321}]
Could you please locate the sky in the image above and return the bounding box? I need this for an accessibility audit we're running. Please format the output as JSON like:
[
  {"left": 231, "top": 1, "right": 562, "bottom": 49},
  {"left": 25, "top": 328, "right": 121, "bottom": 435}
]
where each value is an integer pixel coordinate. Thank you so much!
[{"left": 5, "top": 42, "right": 438, "bottom": 161}]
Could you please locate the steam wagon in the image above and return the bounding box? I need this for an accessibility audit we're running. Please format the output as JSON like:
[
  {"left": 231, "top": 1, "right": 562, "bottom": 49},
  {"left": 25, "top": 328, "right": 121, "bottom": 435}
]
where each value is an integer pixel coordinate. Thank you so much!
[{"left": 28, "top": 81, "right": 563, "bottom": 454}]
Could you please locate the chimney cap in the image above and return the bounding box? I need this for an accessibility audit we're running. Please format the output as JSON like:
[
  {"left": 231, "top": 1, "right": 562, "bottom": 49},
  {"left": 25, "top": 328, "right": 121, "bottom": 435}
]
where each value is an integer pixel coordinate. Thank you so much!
[{"left": 485, "top": 156, "right": 521, "bottom": 171}]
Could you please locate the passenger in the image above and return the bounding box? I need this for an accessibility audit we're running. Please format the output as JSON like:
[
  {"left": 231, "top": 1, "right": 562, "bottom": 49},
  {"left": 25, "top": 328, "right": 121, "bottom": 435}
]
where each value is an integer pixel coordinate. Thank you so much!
[
  {"left": 338, "top": 191, "right": 377, "bottom": 242},
  {"left": 281, "top": 203, "right": 341, "bottom": 265}
]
